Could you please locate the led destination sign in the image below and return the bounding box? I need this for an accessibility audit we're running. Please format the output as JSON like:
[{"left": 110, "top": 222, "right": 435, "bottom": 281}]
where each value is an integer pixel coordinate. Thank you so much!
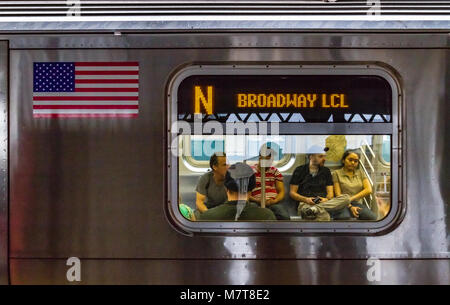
[
  {"left": 177, "top": 75, "right": 392, "bottom": 123},
  {"left": 236, "top": 93, "right": 348, "bottom": 109}
]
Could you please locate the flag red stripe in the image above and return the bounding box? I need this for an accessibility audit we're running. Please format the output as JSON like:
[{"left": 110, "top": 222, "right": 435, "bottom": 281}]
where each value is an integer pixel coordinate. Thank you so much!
[
  {"left": 33, "top": 114, "right": 138, "bottom": 118},
  {"left": 33, "top": 96, "right": 138, "bottom": 101},
  {"left": 75, "top": 79, "right": 139, "bottom": 84},
  {"left": 75, "top": 88, "right": 138, "bottom": 92},
  {"left": 75, "top": 71, "right": 138, "bottom": 75},
  {"left": 33, "top": 105, "right": 138, "bottom": 109},
  {"left": 74, "top": 62, "right": 139, "bottom": 66}
]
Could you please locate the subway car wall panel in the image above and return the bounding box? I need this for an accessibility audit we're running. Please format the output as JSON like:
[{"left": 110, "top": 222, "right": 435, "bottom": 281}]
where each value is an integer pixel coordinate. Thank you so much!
[
  {"left": 9, "top": 259, "right": 450, "bottom": 285},
  {"left": 2, "top": 39, "right": 448, "bottom": 284},
  {"left": 0, "top": 40, "right": 8, "bottom": 285}
]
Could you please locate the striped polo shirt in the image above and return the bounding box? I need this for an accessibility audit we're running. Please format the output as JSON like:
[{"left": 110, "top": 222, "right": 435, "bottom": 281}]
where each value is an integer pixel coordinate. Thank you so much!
[{"left": 250, "top": 165, "right": 283, "bottom": 200}]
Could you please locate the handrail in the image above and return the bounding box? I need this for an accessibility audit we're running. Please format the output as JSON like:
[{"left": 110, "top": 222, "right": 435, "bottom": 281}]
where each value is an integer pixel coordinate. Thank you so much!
[
  {"left": 363, "top": 138, "right": 376, "bottom": 158},
  {"left": 360, "top": 161, "right": 374, "bottom": 187},
  {"left": 359, "top": 146, "right": 375, "bottom": 173}
]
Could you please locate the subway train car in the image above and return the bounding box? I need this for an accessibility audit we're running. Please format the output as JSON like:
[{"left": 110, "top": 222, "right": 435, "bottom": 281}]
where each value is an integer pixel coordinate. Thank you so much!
[{"left": 0, "top": 1, "right": 449, "bottom": 285}]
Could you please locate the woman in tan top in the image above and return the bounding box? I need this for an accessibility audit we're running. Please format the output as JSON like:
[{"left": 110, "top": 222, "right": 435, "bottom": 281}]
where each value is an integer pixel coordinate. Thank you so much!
[{"left": 330, "top": 150, "right": 377, "bottom": 220}]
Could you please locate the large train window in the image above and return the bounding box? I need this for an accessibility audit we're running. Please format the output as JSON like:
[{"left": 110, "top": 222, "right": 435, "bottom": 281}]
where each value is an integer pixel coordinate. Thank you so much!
[{"left": 167, "top": 65, "right": 401, "bottom": 234}]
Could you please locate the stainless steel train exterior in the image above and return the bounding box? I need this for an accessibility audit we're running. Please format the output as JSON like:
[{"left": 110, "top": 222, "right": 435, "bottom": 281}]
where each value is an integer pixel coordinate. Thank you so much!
[{"left": 0, "top": 4, "right": 449, "bottom": 285}]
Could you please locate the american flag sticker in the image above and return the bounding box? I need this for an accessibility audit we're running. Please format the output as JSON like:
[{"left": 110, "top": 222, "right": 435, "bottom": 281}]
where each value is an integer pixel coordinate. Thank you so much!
[{"left": 33, "top": 62, "right": 139, "bottom": 118}]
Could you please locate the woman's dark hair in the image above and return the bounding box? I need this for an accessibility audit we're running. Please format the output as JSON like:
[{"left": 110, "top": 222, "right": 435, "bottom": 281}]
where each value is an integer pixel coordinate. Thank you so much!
[
  {"left": 209, "top": 152, "right": 226, "bottom": 170},
  {"left": 224, "top": 171, "right": 256, "bottom": 194},
  {"left": 341, "top": 150, "right": 361, "bottom": 168}
]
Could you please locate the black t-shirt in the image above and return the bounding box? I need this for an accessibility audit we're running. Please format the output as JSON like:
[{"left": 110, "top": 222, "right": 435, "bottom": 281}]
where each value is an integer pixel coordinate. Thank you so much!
[{"left": 289, "top": 164, "right": 333, "bottom": 198}]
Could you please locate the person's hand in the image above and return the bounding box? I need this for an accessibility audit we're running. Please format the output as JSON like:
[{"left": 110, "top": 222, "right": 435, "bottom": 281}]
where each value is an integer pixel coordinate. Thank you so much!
[
  {"left": 250, "top": 197, "right": 261, "bottom": 204},
  {"left": 304, "top": 197, "right": 316, "bottom": 205},
  {"left": 319, "top": 197, "right": 328, "bottom": 202},
  {"left": 266, "top": 199, "right": 274, "bottom": 205},
  {"left": 350, "top": 206, "right": 362, "bottom": 217}
]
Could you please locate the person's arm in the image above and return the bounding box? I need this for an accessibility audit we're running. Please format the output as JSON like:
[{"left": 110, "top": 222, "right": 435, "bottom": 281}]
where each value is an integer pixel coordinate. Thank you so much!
[
  {"left": 289, "top": 184, "right": 315, "bottom": 205},
  {"left": 267, "top": 180, "right": 285, "bottom": 205},
  {"left": 319, "top": 185, "right": 334, "bottom": 202},
  {"left": 248, "top": 195, "right": 261, "bottom": 204},
  {"left": 334, "top": 181, "right": 342, "bottom": 197},
  {"left": 196, "top": 192, "right": 208, "bottom": 213},
  {"left": 318, "top": 170, "right": 334, "bottom": 202},
  {"left": 195, "top": 173, "right": 210, "bottom": 213},
  {"left": 349, "top": 178, "right": 373, "bottom": 202}
]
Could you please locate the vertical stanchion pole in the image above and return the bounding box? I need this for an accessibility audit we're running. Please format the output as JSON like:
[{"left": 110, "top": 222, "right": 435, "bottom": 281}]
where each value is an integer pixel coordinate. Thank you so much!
[{"left": 261, "top": 167, "right": 266, "bottom": 208}]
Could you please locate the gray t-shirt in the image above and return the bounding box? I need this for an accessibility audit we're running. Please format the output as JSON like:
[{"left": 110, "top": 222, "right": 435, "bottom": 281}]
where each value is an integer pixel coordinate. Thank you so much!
[{"left": 195, "top": 171, "right": 228, "bottom": 209}]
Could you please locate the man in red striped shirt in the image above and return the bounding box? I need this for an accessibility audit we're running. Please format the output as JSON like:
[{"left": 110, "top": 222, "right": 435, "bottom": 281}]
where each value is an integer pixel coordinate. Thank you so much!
[{"left": 249, "top": 145, "right": 289, "bottom": 220}]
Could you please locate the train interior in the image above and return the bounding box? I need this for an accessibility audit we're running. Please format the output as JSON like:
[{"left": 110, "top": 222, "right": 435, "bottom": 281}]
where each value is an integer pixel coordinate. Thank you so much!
[{"left": 178, "top": 134, "right": 391, "bottom": 220}]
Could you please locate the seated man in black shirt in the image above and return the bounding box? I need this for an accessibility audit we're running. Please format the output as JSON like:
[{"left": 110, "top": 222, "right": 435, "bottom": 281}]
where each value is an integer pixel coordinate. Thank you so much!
[{"left": 289, "top": 145, "right": 350, "bottom": 221}]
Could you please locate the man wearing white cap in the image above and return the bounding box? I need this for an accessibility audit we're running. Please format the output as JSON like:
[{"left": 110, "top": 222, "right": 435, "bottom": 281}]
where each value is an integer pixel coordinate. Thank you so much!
[{"left": 289, "top": 145, "right": 350, "bottom": 221}]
